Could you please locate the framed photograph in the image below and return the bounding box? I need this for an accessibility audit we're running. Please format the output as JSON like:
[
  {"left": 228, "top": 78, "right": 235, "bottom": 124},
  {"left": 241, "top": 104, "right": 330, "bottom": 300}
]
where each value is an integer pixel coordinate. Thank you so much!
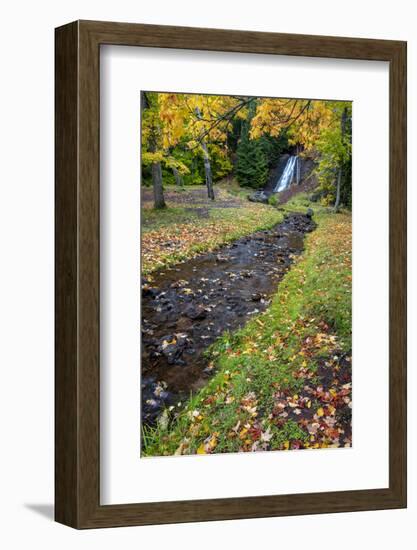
[{"left": 55, "top": 20, "right": 406, "bottom": 528}]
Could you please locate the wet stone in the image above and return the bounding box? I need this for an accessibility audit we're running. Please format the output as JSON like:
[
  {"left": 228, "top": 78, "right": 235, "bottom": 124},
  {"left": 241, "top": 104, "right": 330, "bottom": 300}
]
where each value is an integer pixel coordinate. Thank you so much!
[
  {"left": 185, "top": 304, "right": 208, "bottom": 320},
  {"left": 156, "top": 333, "right": 193, "bottom": 365},
  {"left": 142, "top": 284, "right": 159, "bottom": 298},
  {"left": 141, "top": 377, "right": 175, "bottom": 425}
]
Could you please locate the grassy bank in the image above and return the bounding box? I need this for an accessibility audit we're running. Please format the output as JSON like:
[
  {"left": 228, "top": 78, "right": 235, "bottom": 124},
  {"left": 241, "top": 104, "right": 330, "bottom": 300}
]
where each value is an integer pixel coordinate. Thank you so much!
[
  {"left": 141, "top": 185, "right": 284, "bottom": 275},
  {"left": 142, "top": 206, "right": 352, "bottom": 456}
]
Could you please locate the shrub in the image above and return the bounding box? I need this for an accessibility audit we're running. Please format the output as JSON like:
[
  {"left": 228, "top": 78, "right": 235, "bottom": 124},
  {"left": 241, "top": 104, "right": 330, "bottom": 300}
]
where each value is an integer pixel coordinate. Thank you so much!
[{"left": 268, "top": 194, "right": 279, "bottom": 207}]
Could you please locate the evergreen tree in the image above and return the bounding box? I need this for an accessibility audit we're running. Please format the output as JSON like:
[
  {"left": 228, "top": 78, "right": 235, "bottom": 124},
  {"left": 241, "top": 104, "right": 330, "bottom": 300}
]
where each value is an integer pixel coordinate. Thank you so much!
[
  {"left": 236, "top": 127, "right": 269, "bottom": 189},
  {"left": 258, "top": 130, "right": 289, "bottom": 167}
]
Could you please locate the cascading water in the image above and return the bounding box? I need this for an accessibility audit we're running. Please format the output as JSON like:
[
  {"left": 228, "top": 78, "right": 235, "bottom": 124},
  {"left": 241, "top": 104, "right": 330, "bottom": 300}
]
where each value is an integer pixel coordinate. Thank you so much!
[{"left": 274, "top": 155, "right": 297, "bottom": 193}]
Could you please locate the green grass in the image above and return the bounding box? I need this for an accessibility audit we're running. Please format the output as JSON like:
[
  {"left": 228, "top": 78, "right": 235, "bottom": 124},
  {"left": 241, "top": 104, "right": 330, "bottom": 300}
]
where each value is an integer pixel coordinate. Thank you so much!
[
  {"left": 142, "top": 206, "right": 201, "bottom": 233},
  {"left": 142, "top": 205, "right": 352, "bottom": 456},
  {"left": 280, "top": 192, "right": 328, "bottom": 214},
  {"left": 141, "top": 187, "right": 286, "bottom": 275},
  {"left": 142, "top": 181, "right": 271, "bottom": 233},
  {"left": 218, "top": 181, "right": 255, "bottom": 200}
]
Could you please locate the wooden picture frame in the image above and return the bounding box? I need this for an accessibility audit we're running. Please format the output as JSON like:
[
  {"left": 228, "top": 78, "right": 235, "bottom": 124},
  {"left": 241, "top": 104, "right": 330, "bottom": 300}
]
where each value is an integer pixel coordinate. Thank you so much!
[{"left": 55, "top": 20, "right": 407, "bottom": 528}]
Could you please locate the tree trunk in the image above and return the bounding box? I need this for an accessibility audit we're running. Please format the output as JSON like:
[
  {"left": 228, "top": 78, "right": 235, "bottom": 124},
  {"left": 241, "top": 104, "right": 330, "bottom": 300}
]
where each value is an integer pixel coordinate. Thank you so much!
[
  {"left": 334, "top": 107, "right": 348, "bottom": 212},
  {"left": 148, "top": 123, "right": 166, "bottom": 209},
  {"left": 334, "top": 167, "right": 342, "bottom": 212},
  {"left": 195, "top": 107, "right": 215, "bottom": 201},
  {"left": 141, "top": 91, "right": 149, "bottom": 112},
  {"left": 296, "top": 146, "right": 301, "bottom": 185},
  {"left": 201, "top": 139, "right": 215, "bottom": 200},
  {"left": 152, "top": 160, "right": 166, "bottom": 209},
  {"left": 172, "top": 166, "right": 183, "bottom": 186},
  {"left": 142, "top": 93, "right": 166, "bottom": 209}
]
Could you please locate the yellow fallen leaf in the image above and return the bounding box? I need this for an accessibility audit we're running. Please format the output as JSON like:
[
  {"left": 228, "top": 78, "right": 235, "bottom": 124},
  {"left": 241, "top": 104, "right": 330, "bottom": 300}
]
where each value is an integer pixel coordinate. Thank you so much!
[
  {"left": 161, "top": 337, "right": 176, "bottom": 349},
  {"left": 197, "top": 444, "right": 206, "bottom": 455},
  {"left": 207, "top": 436, "right": 217, "bottom": 451},
  {"left": 317, "top": 407, "right": 324, "bottom": 417}
]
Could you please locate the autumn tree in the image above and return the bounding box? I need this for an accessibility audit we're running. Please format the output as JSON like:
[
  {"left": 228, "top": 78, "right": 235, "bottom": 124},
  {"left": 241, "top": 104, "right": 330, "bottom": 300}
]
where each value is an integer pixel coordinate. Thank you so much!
[
  {"left": 194, "top": 106, "right": 214, "bottom": 199},
  {"left": 141, "top": 92, "right": 189, "bottom": 209},
  {"left": 315, "top": 102, "right": 352, "bottom": 210},
  {"left": 249, "top": 99, "right": 335, "bottom": 152},
  {"left": 141, "top": 92, "right": 165, "bottom": 209},
  {"left": 158, "top": 93, "right": 250, "bottom": 200}
]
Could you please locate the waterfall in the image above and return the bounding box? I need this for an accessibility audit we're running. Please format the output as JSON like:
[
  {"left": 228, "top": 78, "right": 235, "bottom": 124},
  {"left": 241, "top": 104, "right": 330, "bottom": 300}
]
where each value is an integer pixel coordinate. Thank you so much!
[{"left": 274, "top": 156, "right": 297, "bottom": 193}]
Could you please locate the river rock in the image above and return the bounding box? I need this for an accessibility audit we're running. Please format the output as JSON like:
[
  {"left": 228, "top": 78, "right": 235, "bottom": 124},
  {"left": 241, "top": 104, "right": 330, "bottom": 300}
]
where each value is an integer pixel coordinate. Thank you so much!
[
  {"left": 248, "top": 190, "right": 269, "bottom": 204},
  {"left": 142, "top": 284, "right": 159, "bottom": 298},
  {"left": 176, "top": 316, "right": 193, "bottom": 331},
  {"left": 185, "top": 304, "right": 207, "bottom": 320},
  {"left": 202, "top": 364, "right": 215, "bottom": 376},
  {"left": 141, "top": 377, "right": 175, "bottom": 424},
  {"left": 157, "top": 333, "right": 192, "bottom": 365}
]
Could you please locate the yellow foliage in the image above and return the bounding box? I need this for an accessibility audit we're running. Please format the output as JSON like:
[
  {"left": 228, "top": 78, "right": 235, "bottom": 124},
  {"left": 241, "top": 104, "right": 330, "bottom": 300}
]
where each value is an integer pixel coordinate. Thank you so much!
[{"left": 250, "top": 99, "right": 337, "bottom": 153}]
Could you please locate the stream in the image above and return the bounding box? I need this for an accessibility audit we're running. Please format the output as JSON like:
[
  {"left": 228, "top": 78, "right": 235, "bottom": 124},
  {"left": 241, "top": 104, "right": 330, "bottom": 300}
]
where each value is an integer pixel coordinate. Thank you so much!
[{"left": 141, "top": 212, "right": 316, "bottom": 425}]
